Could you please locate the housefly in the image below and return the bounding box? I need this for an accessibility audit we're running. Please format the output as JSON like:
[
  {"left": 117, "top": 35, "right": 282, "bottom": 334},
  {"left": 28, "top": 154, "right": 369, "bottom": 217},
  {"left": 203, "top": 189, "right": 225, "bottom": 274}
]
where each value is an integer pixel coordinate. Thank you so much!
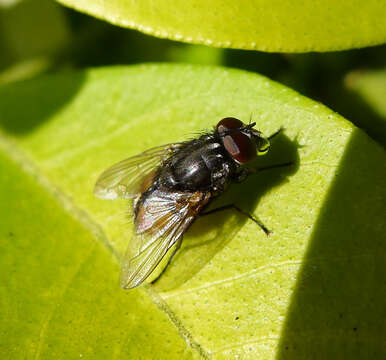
[{"left": 94, "top": 117, "right": 289, "bottom": 289}]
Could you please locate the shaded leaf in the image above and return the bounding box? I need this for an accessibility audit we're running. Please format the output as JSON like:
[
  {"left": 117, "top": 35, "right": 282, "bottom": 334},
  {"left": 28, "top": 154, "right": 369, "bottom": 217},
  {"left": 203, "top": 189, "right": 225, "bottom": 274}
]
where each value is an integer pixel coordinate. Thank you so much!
[
  {"left": 346, "top": 69, "right": 386, "bottom": 118},
  {"left": 0, "top": 0, "right": 71, "bottom": 82},
  {"left": 343, "top": 69, "right": 386, "bottom": 147}
]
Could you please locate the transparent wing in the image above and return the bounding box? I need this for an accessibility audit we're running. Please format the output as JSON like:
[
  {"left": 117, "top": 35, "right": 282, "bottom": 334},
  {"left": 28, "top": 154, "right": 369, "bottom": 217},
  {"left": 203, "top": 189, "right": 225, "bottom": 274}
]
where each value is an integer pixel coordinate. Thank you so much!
[
  {"left": 94, "top": 143, "right": 183, "bottom": 200},
  {"left": 120, "top": 189, "right": 211, "bottom": 289}
]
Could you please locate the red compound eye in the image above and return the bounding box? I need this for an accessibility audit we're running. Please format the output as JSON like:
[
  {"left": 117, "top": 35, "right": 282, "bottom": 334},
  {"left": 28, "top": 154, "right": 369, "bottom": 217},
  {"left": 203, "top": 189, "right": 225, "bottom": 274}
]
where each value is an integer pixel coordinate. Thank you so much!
[
  {"left": 216, "top": 117, "right": 244, "bottom": 132},
  {"left": 216, "top": 117, "right": 257, "bottom": 163}
]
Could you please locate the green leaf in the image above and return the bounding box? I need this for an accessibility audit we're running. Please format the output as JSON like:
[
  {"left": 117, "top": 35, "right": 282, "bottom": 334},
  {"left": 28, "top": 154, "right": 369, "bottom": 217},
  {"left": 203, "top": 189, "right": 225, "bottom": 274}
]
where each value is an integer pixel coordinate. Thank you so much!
[
  {"left": 0, "top": 141, "right": 196, "bottom": 358},
  {"left": 345, "top": 69, "right": 386, "bottom": 146},
  {"left": 347, "top": 69, "right": 386, "bottom": 118},
  {"left": 0, "top": 0, "right": 71, "bottom": 82},
  {"left": 56, "top": 0, "right": 386, "bottom": 52},
  {"left": 1, "top": 64, "right": 385, "bottom": 358},
  {"left": 0, "top": 0, "right": 22, "bottom": 8}
]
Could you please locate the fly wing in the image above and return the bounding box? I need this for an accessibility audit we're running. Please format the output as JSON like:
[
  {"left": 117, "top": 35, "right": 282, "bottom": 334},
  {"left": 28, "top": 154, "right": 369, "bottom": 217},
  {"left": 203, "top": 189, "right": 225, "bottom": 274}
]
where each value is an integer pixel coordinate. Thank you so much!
[
  {"left": 94, "top": 143, "right": 183, "bottom": 200},
  {"left": 120, "top": 188, "right": 211, "bottom": 289}
]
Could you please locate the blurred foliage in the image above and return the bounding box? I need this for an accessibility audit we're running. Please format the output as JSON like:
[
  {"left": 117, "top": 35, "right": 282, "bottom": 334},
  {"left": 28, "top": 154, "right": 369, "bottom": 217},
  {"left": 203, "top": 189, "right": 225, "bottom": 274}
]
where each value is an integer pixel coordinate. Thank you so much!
[
  {"left": 1, "top": 2, "right": 385, "bottom": 145},
  {"left": 57, "top": 0, "right": 386, "bottom": 52},
  {"left": 0, "top": 0, "right": 70, "bottom": 77},
  {"left": 343, "top": 69, "right": 386, "bottom": 145}
]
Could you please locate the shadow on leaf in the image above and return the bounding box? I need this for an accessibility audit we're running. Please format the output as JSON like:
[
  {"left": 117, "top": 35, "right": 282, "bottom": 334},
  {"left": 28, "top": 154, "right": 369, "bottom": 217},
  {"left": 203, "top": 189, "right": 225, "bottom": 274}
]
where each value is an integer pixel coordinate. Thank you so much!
[
  {"left": 0, "top": 71, "right": 85, "bottom": 134},
  {"left": 277, "top": 129, "right": 386, "bottom": 359}
]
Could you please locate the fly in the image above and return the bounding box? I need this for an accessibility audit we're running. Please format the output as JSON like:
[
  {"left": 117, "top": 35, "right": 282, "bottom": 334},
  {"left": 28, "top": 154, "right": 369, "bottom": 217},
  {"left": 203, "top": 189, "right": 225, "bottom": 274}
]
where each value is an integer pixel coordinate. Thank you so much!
[{"left": 94, "top": 117, "right": 290, "bottom": 289}]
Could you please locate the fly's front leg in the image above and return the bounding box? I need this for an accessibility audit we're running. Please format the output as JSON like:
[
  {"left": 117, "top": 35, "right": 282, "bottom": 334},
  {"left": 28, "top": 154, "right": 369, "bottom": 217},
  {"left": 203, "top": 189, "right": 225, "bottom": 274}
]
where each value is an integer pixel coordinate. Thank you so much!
[
  {"left": 268, "top": 127, "right": 284, "bottom": 140},
  {"left": 248, "top": 162, "right": 293, "bottom": 175},
  {"left": 233, "top": 161, "right": 292, "bottom": 183}
]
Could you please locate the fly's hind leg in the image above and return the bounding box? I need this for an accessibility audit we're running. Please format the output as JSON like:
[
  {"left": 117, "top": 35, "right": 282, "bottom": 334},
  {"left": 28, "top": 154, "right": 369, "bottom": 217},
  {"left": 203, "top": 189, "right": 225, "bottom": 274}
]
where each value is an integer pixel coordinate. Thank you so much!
[
  {"left": 217, "top": 163, "right": 293, "bottom": 234},
  {"left": 200, "top": 204, "right": 270, "bottom": 235}
]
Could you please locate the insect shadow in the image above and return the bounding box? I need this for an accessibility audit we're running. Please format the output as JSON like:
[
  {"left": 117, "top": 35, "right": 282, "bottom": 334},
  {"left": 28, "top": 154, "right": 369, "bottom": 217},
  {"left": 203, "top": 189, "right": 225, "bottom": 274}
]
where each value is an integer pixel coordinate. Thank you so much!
[{"left": 153, "top": 132, "right": 300, "bottom": 292}]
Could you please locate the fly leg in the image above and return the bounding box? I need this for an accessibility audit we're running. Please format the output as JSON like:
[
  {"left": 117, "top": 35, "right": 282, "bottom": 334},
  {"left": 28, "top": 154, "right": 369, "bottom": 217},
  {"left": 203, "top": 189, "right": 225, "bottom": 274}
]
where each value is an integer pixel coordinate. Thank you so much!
[
  {"left": 200, "top": 204, "right": 270, "bottom": 235},
  {"left": 234, "top": 162, "right": 293, "bottom": 183},
  {"left": 247, "top": 162, "right": 293, "bottom": 175},
  {"left": 204, "top": 161, "right": 293, "bottom": 235},
  {"left": 268, "top": 127, "right": 284, "bottom": 140},
  {"left": 150, "top": 238, "right": 182, "bottom": 284}
]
